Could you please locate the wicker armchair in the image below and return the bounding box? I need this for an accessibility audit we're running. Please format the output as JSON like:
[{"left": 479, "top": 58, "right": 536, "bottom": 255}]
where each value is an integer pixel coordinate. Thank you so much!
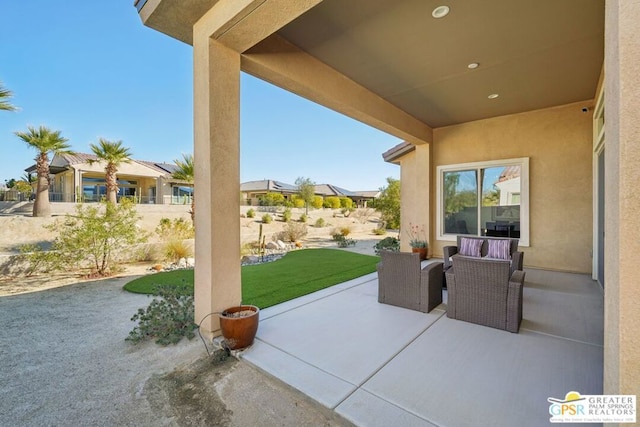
[
  {"left": 377, "top": 251, "right": 443, "bottom": 313},
  {"left": 445, "top": 255, "right": 526, "bottom": 333},
  {"left": 443, "top": 236, "right": 523, "bottom": 274}
]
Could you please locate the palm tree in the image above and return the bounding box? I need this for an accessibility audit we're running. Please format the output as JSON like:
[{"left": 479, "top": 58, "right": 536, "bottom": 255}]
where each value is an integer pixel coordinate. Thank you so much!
[
  {"left": 172, "top": 153, "right": 195, "bottom": 223},
  {"left": 14, "top": 126, "right": 71, "bottom": 217},
  {"left": 0, "top": 81, "right": 17, "bottom": 111},
  {"left": 89, "top": 138, "right": 132, "bottom": 204},
  {"left": 21, "top": 172, "right": 37, "bottom": 184}
]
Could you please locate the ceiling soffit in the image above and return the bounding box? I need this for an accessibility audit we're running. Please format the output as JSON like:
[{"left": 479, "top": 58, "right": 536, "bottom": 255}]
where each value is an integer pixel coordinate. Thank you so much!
[{"left": 278, "top": 0, "right": 605, "bottom": 128}]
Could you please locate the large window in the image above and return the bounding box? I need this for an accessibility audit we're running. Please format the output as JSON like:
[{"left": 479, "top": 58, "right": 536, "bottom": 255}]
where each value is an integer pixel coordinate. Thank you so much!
[
  {"left": 172, "top": 185, "right": 193, "bottom": 204},
  {"left": 82, "top": 177, "right": 138, "bottom": 202},
  {"left": 437, "top": 158, "right": 529, "bottom": 246}
]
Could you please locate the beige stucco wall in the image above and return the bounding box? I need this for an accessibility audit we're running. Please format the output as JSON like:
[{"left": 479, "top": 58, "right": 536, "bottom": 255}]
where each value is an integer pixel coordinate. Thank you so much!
[
  {"left": 604, "top": 0, "right": 640, "bottom": 407},
  {"left": 430, "top": 101, "right": 594, "bottom": 273},
  {"left": 399, "top": 145, "right": 431, "bottom": 253}
]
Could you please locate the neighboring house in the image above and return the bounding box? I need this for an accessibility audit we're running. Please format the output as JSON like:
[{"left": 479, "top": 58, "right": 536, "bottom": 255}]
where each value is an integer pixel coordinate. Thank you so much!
[
  {"left": 24, "top": 153, "right": 193, "bottom": 205},
  {"left": 240, "top": 179, "right": 378, "bottom": 207},
  {"left": 240, "top": 180, "right": 298, "bottom": 205},
  {"left": 313, "top": 184, "right": 378, "bottom": 207},
  {"left": 494, "top": 165, "right": 521, "bottom": 207}
]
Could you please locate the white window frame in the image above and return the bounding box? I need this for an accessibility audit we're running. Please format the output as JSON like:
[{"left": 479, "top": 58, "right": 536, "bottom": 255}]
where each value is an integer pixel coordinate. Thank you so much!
[{"left": 436, "top": 157, "right": 530, "bottom": 246}]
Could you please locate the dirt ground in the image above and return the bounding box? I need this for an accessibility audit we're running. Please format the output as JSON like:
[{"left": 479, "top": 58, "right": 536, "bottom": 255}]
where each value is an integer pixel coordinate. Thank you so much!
[
  {"left": 0, "top": 274, "right": 353, "bottom": 426},
  {"left": 0, "top": 207, "right": 394, "bottom": 296}
]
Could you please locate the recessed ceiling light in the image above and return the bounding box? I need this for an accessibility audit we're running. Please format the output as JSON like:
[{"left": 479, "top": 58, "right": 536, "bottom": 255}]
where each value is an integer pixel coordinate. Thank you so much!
[
  {"left": 468, "top": 62, "right": 479, "bottom": 69},
  {"left": 432, "top": 6, "right": 450, "bottom": 18},
  {"left": 488, "top": 93, "right": 499, "bottom": 99}
]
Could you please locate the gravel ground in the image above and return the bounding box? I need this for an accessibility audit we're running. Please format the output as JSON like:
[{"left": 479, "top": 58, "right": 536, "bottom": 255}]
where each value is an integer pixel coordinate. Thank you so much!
[{"left": 0, "top": 275, "right": 352, "bottom": 426}]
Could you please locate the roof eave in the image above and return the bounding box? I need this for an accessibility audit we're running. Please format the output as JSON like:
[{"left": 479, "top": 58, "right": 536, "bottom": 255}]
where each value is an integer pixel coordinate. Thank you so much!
[{"left": 382, "top": 142, "right": 415, "bottom": 164}]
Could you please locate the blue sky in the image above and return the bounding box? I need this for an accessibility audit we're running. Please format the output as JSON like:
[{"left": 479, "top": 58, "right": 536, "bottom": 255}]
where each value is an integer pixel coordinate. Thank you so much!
[{"left": 0, "top": 1, "right": 401, "bottom": 191}]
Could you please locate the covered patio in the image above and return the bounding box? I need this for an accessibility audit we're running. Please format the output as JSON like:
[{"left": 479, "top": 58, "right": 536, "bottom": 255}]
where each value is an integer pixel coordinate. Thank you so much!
[
  {"left": 134, "top": 0, "right": 640, "bottom": 412},
  {"left": 243, "top": 264, "right": 603, "bottom": 426}
]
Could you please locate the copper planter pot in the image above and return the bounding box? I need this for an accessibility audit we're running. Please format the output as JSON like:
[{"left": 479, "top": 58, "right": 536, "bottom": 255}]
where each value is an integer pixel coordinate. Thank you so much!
[{"left": 219, "top": 305, "right": 260, "bottom": 350}]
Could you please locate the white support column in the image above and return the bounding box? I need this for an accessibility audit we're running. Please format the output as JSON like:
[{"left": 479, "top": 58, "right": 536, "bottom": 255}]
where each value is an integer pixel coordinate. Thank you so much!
[{"left": 193, "top": 34, "right": 242, "bottom": 335}]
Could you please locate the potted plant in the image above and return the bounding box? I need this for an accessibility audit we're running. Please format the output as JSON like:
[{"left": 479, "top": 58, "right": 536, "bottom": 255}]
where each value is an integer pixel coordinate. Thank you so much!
[
  {"left": 407, "top": 223, "right": 429, "bottom": 260},
  {"left": 219, "top": 305, "right": 259, "bottom": 350}
]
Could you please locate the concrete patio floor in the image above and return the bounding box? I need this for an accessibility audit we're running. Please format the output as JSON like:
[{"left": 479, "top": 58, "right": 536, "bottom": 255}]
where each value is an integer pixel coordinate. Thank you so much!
[{"left": 242, "top": 262, "right": 604, "bottom": 427}]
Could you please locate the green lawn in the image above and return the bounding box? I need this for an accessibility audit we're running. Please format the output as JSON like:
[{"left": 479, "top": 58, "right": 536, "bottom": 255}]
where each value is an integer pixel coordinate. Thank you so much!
[{"left": 123, "top": 248, "right": 380, "bottom": 308}]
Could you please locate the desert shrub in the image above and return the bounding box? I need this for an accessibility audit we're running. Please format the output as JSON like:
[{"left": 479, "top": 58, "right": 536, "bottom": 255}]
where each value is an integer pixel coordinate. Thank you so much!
[
  {"left": 341, "top": 207, "right": 355, "bottom": 217},
  {"left": 373, "top": 227, "right": 387, "bottom": 235},
  {"left": 34, "top": 200, "right": 148, "bottom": 276},
  {"left": 324, "top": 196, "right": 341, "bottom": 209},
  {"left": 315, "top": 218, "right": 326, "bottom": 228},
  {"left": 155, "top": 217, "right": 194, "bottom": 263},
  {"left": 353, "top": 208, "right": 376, "bottom": 224},
  {"left": 246, "top": 208, "right": 255, "bottom": 218},
  {"left": 331, "top": 226, "right": 351, "bottom": 241},
  {"left": 334, "top": 234, "right": 356, "bottom": 248},
  {"left": 18, "top": 244, "right": 60, "bottom": 276},
  {"left": 339, "top": 197, "right": 354, "bottom": 209},
  {"left": 291, "top": 195, "right": 305, "bottom": 208},
  {"left": 262, "top": 214, "right": 273, "bottom": 224},
  {"left": 311, "top": 195, "right": 324, "bottom": 209},
  {"left": 282, "top": 208, "right": 292, "bottom": 222},
  {"left": 259, "top": 192, "right": 285, "bottom": 206},
  {"left": 299, "top": 213, "right": 308, "bottom": 223},
  {"left": 126, "top": 283, "right": 196, "bottom": 346},
  {"left": 155, "top": 217, "right": 194, "bottom": 241},
  {"left": 374, "top": 237, "right": 400, "bottom": 255},
  {"left": 276, "top": 221, "right": 308, "bottom": 242},
  {"left": 164, "top": 240, "right": 193, "bottom": 263},
  {"left": 241, "top": 241, "right": 258, "bottom": 256}
]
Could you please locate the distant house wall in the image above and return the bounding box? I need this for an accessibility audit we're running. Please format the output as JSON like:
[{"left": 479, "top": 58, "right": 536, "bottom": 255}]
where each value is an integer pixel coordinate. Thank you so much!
[
  {"left": 50, "top": 170, "right": 76, "bottom": 202},
  {"left": 430, "top": 101, "right": 593, "bottom": 273},
  {"left": 43, "top": 159, "right": 186, "bottom": 204}
]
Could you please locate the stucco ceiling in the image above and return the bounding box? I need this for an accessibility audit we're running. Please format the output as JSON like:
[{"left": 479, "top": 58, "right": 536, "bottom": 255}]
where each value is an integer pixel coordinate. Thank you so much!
[{"left": 277, "top": 0, "right": 605, "bottom": 128}]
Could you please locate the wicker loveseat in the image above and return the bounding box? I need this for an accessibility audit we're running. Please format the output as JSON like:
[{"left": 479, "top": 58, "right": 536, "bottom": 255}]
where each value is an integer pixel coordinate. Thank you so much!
[
  {"left": 445, "top": 255, "right": 526, "bottom": 332},
  {"left": 443, "top": 236, "right": 523, "bottom": 274},
  {"left": 377, "top": 251, "right": 443, "bottom": 313}
]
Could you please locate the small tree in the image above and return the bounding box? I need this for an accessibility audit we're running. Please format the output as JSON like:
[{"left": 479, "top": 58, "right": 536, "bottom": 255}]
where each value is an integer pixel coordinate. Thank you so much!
[
  {"left": 295, "top": 177, "right": 315, "bottom": 215},
  {"left": 46, "top": 199, "right": 148, "bottom": 276},
  {"left": 370, "top": 177, "right": 401, "bottom": 229},
  {"left": 14, "top": 125, "right": 72, "bottom": 217},
  {"left": 14, "top": 180, "right": 33, "bottom": 195},
  {"left": 89, "top": 138, "right": 133, "bottom": 204}
]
